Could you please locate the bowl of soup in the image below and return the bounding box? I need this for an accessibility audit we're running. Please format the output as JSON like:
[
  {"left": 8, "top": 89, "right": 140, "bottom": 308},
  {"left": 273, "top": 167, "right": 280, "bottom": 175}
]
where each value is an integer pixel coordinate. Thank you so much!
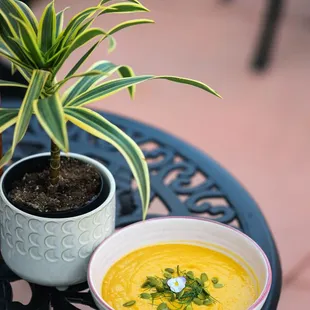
[{"left": 88, "top": 217, "right": 272, "bottom": 310}]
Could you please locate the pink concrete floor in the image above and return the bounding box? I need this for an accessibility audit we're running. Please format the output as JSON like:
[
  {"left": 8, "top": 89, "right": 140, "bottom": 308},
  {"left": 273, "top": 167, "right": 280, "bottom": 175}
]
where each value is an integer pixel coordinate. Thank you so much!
[{"left": 12, "top": 0, "right": 310, "bottom": 308}]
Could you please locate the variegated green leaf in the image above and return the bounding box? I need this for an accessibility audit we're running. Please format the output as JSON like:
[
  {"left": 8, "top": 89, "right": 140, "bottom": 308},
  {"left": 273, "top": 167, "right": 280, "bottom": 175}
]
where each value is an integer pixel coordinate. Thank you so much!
[
  {"left": 1, "top": 36, "right": 32, "bottom": 81},
  {"left": 60, "top": 7, "right": 100, "bottom": 47},
  {"left": 16, "top": 66, "right": 32, "bottom": 82},
  {"left": 33, "top": 93, "right": 69, "bottom": 151},
  {"left": 68, "top": 28, "right": 105, "bottom": 53},
  {"left": 53, "top": 28, "right": 106, "bottom": 75},
  {"left": 0, "top": 48, "right": 32, "bottom": 71},
  {"left": 63, "top": 60, "right": 135, "bottom": 105},
  {"left": 75, "top": 19, "right": 94, "bottom": 37},
  {"left": 100, "top": 0, "right": 144, "bottom": 5},
  {"left": 38, "top": 1, "right": 56, "bottom": 53},
  {"left": 64, "top": 107, "right": 150, "bottom": 219},
  {"left": 0, "top": 31, "right": 33, "bottom": 69},
  {"left": 15, "top": 0, "right": 38, "bottom": 33},
  {"left": 0, "top": 108, "right": 19, "bottom": 133},
  {"left": 64, "top": 33, "right": 116, "bottom": 78},
  {"left": 0, "top": 44, "right": 32, "bottom": 81},
  {"left": 107, "top": 34, "right": 117, "bottom": 53},
  {"left": 0, "top": 0, "right": 25, "bottom": 34},
  {"left": 66, "top": 75, "right": 220, "bottom": 107},
  {"left": 65, "top": 75, "right": 151, "bottom": 107},
  {"left": 100, "top": 2, "right": 149, "bottom": 15},
  {"left": 45, "top": 46, "right": 70, "bottom": 67},
  {"left": 47, "top": 70, "right": 104, "bottom": 94},
  {"left": 11, "top": 16, "right": 44, "bottom": 66},
  {"left": 0, "top": 80, "right": 27, "bottom": 88},
  {"left": 11, "top": 63, "right": 17, "bottom": 75},
  {"left": 64, "top": 41, "right": 100, "bottom": 79},
  {"left": 0, "top": 10, "right": 28, "bottom": 61},
  {"left": 105, "top": 19, "right": 154, "bottom": 36},
  {"left": 56, "top": 7, "right": 69, "bottom": 38},
  {"left": 0, "top": 70, "right": 50, "bottom": 168}
]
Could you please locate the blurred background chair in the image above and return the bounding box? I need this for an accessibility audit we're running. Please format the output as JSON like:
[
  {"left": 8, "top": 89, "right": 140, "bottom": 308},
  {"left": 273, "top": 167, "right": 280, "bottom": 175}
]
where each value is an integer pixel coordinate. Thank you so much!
[{"left": 251, "top": 0, "right": 284, "bottom": 70}]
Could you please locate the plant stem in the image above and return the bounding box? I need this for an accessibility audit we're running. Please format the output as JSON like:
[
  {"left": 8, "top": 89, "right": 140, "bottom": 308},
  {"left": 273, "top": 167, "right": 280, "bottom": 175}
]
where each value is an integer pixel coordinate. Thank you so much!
[{"left": 50, "top": 140, "right": 60, "bottom": 185}]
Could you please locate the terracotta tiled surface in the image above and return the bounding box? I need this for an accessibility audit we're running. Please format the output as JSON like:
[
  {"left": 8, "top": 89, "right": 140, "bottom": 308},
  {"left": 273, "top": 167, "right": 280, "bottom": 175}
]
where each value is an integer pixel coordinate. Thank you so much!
[{"left": 12, "top": 0, "right": 310, "bottom": 308}]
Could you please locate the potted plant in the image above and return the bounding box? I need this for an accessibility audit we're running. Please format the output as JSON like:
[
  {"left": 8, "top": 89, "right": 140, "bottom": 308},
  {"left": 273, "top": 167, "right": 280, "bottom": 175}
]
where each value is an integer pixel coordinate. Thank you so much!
[{"left": 0, "top": 0, "right": 220, "bottom": 288}]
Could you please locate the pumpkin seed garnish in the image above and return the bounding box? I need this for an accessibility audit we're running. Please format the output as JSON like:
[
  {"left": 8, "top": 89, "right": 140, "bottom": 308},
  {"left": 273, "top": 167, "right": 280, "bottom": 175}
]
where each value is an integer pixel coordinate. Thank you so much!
[
  {"left": 164, "top": 272, "right": 172, "bottom": 279},
  {"left": 122, "top": 266, "right": 224, "bottom": 308},
  {"left": 123, "top": 300, "right": 136, "bottom": 307},
  {"left": 165, "top": 268, "right": 175, "bottom": 274},
  {"left": 157, "top": 302, "right": 169, "bottom": 310},
  {"left": 140, "top": 293, "right": 152, "bottom": 299},
  {"left": 200, "top": 272, "right": 208, "bottom": 283}
]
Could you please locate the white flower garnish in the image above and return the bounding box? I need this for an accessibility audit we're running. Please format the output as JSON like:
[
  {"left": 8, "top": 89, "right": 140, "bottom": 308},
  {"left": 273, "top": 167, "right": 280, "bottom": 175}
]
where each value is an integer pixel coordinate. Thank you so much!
[{"left": 167, "top": 276, "right": 186, "bottom": 293}]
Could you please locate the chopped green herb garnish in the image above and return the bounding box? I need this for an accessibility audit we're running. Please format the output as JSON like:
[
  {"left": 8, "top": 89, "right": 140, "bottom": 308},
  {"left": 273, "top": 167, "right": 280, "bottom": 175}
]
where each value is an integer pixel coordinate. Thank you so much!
[{"left": 123, "top": 266, "right": 224, "bottom": 308}]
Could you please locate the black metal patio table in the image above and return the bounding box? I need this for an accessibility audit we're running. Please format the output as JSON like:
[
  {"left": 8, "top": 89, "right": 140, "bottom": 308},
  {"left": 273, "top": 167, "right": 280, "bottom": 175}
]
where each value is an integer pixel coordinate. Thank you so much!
[{"left": 0, "top": 99, "right": 282, "bottom": 309}]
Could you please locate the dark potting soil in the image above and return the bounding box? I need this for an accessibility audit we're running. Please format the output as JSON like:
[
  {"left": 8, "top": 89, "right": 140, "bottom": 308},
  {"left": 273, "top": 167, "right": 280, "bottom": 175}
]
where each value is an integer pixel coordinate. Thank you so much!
[{"left": 8, "top": 157, "right": 101, "bottom": 213}]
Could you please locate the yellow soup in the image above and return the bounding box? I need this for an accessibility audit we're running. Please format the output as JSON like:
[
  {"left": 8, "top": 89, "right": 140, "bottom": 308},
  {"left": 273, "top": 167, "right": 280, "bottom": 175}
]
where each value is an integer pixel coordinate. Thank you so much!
[{"left": 102, "top": 243, "right": 258, "bottom": 310}]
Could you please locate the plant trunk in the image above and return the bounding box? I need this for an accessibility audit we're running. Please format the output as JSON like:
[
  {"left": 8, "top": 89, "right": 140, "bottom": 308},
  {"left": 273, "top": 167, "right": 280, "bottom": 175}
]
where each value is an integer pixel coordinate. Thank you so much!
[{"left": 50, "top": 140, "right": 60, "bottom": 185}]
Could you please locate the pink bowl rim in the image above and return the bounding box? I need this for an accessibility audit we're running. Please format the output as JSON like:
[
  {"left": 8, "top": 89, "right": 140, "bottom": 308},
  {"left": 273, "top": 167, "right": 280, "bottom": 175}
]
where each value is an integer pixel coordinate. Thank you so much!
[{"left": 87, "top": 216, "right": 272, "bottom": 310}]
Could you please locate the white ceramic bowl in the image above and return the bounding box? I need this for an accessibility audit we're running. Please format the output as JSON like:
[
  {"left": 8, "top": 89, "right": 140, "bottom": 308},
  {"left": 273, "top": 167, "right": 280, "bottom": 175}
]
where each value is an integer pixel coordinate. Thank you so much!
[{"left": 88, "top": 217, "right": 272, "bottom": 310}]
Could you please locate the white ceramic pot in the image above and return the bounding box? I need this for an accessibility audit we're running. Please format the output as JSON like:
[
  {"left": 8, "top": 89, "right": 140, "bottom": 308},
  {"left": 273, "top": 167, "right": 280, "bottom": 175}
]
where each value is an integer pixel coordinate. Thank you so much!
[
  {"left": 0, "top": 152, "right": 116, "bottom": 288},
  {"left": 88, "top": 217, "right": 272, "bottom": 310}
]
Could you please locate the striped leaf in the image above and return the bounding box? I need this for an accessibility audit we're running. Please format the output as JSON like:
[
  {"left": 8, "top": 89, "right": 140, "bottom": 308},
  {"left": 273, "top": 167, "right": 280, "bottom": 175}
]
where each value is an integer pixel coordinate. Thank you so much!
[
  {"left": 64, "top": 107, "right": 150, "bottom": 219},
  {"left": 45, "top": 6, "right": 70, "bottom": 59},
  {"left": 11, "top": 63, "right": 17, "bottom": 75},
  {"left": 45, "top": 46, "right": 70, "bottom": 67},
  {"left": 15, "top": 0, "right": 38, "bottom": 33},
  {"left": 60, "top": 7, "right": 99, "bottom": 47},
  {"left": 107, "top": 34, "right": 117, "bottom": 53},
  {"left": 0, "top": 70, "right": 50, "bottom": 168},
  {"left": 66, "top": 75, "right": 221, "bottom": 107},
  {"left": 53, "top": 28, "right": 106, "bottom": 75},
  {"left": 0, "top": 80, "right": 27, "bottom": 88},
  {"left": 68, "top": 28, "right": 105, "bottom": 54},
  {"left": 15, "top": 66, "right": 32, "bottom": 83},
  {"left": 100, "top": 0, "right": 144, "bottom": 5},
  {"left": 11, "top": 16, "right": 44, "bottom": 66},
  {"left": 0, "top": 10, "right": 27, "bottom": 60},
  {"left": 0, "top": 0, "right": 25, "bottom": 34},
  {"left": 33, "top": 93, "right": 69, "bottom": 151},
  {"left": 0, "top": 44, "right": 32, "bottom": 81},
  {"left": 75, "top": 19, "right": 94, "bottom": 37},
  {"left": 0, "top": 108, "right": 19, "bottom": 133},
  {"left": 63, "top": 60, "right": 135, "bottom": 105},
  {"left": 38, "top": 1, "right": 56, "bottom": 53},
  {"left": 100, "top": 2, "right": 149, "bottom": 15},
  {"left": 0, "top": 48, "right": 32, "bottom": 71},
  {"left": 64, "top": 41, "right": 100, "bottom": 79},
  {"left": 64, "top": 33, "right": 116, "bottom": 78},
  {"left": 0, "top": 36, "right": 33, "bottom": 69},
  {"left": 62, "top": 19, "right": 151, "bottom": 74},
  {"left": 105, "top": 19, "right": 154, "bottom": 36},
  {"left": 56, "top": 7, "right": 69, "bottom": 38},
  {"left": 65, "top": 75, "right": 151, "bottom": 107},
  {"left": 1, "top": 36, "right": 32, "bottom": 81},
  {"left": 47, "top": 70, "right": 104, "bottom": 94}
]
